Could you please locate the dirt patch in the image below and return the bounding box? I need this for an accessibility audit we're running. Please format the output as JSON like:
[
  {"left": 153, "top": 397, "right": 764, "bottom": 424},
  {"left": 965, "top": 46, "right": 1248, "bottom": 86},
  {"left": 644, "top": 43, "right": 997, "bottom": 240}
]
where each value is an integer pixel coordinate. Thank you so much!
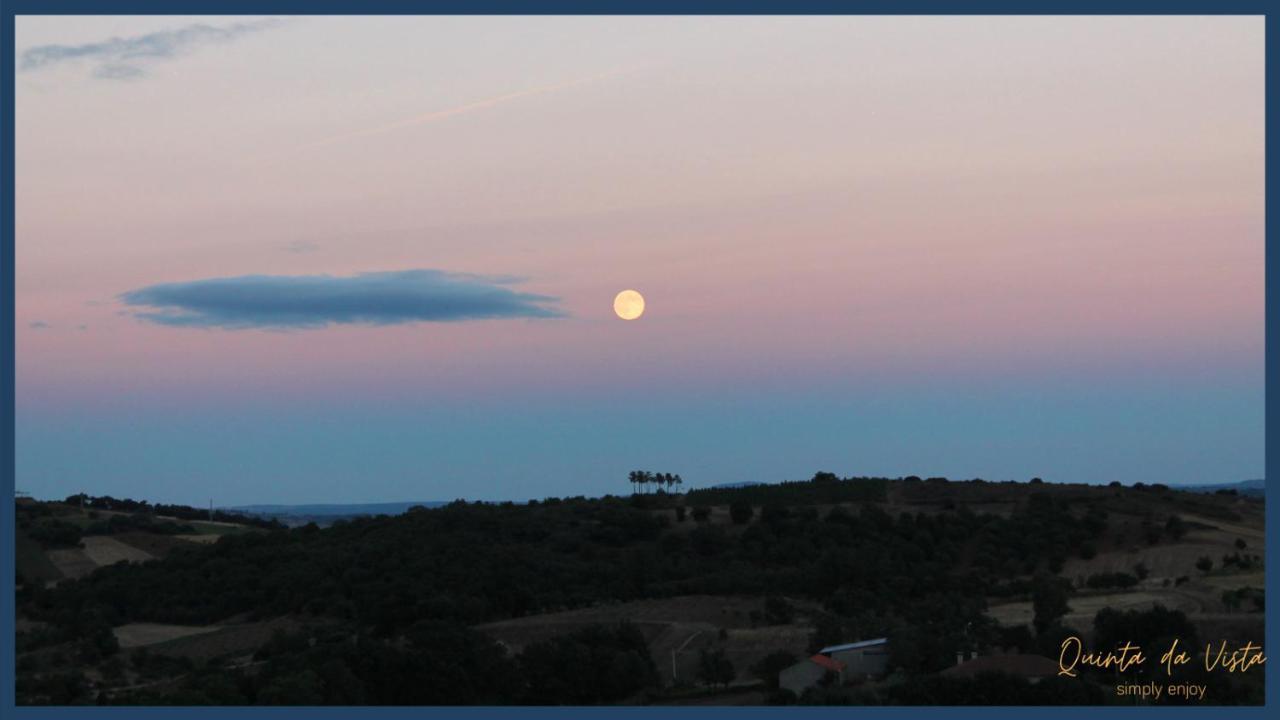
[
  {"left": 81, "top": 535, "right": 154, "bottom": 566},
  {"left": 142, "top": 616, "right": 305, "bottom": 660},
  {"left": 46, "top": 547, "right": 97, "bottom": 581},
  {"left": 114, "top": 623, "right": 220, "bottom": 648},
  {"left": 112, "top": 532, "right": 190, "bottom": 558}
]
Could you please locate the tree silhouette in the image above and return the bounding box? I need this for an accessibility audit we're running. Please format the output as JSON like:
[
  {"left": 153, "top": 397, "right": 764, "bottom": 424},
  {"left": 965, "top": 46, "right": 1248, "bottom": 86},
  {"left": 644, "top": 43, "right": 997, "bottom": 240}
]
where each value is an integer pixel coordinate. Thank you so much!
[
  {"left": 627, "top": 471, "right": 684, "bottom": 495},
  {"left": 1032, "top": 573, "right": 1071, "bottom": 634}
]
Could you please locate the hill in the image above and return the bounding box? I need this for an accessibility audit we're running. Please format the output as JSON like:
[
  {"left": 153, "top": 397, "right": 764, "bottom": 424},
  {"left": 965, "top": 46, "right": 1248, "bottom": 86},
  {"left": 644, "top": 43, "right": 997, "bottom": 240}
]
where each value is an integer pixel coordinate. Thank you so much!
[
  {"left": 224, "top": 501, "right": 450, "bottom": 527},
  {"left": 15, "top": 497, "right": 266, "bottom": 590},
  {"left": 14, "top": 476, "right": 1265, "bottom": 705},
  {"left": 1178, "top": 479, "right": 1265, "bottom": 497}
]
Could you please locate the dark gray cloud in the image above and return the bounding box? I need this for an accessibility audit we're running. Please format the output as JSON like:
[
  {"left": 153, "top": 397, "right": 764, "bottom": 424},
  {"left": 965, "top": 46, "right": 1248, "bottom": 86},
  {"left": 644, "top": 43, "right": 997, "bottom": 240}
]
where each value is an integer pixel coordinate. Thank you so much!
[
  {"left": 29, "top": 321, "right": 51, "bottom": 329},
  {"left": 20, "top": 19, "right": 280, "bottom": 80},
  {"left": 120, "top": 270, "right": 565, "bottom": 330}
]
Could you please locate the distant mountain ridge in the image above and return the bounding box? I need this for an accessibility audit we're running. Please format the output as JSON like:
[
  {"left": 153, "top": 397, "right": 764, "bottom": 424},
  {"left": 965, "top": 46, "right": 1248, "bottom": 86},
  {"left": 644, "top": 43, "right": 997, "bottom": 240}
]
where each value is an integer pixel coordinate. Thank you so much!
[
  {"left": 1178, "top": 478, "right": 1264, "bottom": 496},
  {"left": 225, "top": 501, "right": 449, "bottom": 523}
]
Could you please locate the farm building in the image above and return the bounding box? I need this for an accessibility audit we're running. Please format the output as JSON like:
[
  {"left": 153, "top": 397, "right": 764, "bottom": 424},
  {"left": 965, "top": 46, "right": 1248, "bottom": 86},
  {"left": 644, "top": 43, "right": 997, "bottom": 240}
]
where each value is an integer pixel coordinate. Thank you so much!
[
  {"left": 779, "top": 637, "right": 891, "bottom": 694},
  {"left": 779, "top": 654, "right": 846, "bottom": 695},
  {"left": 819, "top": 637, "right": 890, "bottom": 679}
]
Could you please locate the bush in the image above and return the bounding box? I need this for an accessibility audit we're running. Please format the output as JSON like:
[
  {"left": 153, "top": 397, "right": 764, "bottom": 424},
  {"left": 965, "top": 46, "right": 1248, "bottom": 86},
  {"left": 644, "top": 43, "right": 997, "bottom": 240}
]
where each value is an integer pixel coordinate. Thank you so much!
[
  {"left": 26, "top": 519, "right": 83, "bottom": 548},
  {"left": 1195, "top": 556, "right": 1213, "bottom": 574},
  {"left": 751, "top": 650, "right": 797, "bottom": 689},
  {"left": 520, "top": 623, "right": 658, "bottom": 704},
  {"left": 691, "top": 507, "right": 711, "bottom": 522},
  {"left": 729, "top": 501, "right": 754, "bottom": 525},
  {"left": 697, "top": 648, "right": 735, "bottom": 687}
]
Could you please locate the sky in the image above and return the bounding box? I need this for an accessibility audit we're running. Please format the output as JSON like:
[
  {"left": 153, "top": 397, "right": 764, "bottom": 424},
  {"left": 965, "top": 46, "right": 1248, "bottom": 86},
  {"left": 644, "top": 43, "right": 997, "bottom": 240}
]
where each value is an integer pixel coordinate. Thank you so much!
[{"left": 14, "top": 16, "right": 1264, "bottom": 505}]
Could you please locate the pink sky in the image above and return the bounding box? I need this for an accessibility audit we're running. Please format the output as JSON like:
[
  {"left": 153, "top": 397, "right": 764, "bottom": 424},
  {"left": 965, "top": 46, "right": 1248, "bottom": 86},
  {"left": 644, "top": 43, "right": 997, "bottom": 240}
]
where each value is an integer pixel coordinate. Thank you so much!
[{"left": 13, "top": 16, "right": 1264, "bottom": 502}]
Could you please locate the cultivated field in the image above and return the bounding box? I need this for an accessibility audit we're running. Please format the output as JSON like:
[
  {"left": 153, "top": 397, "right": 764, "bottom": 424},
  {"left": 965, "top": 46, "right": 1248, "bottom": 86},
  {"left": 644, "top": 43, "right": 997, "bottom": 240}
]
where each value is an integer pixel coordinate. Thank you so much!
[
  {"left": 114, "top": 623, "right": 220, "bottom": 648},
  {"left": 81, "top": 536, "right": 154, "bottom": 566},
  {"left": 45, "top": 548, "right": 98, "bottom": 582}
]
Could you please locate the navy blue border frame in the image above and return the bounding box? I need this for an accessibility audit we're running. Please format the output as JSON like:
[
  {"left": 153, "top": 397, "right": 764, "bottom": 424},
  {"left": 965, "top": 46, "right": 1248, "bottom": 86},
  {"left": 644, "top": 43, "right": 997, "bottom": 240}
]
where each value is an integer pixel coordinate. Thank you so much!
[{"left": 0, "top": 5, "right": 1273, "bottom": 718}]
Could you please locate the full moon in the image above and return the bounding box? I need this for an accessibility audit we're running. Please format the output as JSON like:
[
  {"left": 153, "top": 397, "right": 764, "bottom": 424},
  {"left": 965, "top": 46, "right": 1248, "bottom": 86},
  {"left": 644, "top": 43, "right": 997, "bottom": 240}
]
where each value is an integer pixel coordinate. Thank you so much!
[{"left": 613, "top": 289, "right": 645, "bottom": 320}]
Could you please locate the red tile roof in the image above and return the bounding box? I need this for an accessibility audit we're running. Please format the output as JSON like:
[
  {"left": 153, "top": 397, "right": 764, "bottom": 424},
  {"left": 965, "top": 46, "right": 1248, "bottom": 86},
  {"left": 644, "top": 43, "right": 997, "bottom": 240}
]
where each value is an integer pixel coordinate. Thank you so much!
[{"left": 810, "top": 654, "right": 846, "bottom": 673}]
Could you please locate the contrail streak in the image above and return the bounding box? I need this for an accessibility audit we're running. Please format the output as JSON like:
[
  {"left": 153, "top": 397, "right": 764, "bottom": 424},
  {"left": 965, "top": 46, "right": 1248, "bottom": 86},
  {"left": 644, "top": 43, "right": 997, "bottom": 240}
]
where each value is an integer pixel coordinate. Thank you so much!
[{"left": 303, "top": 67, "right": 639, "bottom": 150}]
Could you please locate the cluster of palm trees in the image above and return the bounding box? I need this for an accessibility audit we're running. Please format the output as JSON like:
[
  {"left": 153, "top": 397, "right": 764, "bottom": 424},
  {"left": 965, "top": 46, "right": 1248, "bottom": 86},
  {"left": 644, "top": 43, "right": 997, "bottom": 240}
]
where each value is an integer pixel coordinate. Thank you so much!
[{"left": 627, "top": 471, "right": 683, "bottom": 494}]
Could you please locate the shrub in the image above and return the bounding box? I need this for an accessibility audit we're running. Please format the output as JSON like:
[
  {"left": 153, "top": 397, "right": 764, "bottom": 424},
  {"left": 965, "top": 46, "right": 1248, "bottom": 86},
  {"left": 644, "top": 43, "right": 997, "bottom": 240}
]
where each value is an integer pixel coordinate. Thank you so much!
[
  {"left": 751, "top": 650, "right": 797, "bottom": 689},
  {"left": 697, "top": 648, "right": 735, "bottom": 687}
]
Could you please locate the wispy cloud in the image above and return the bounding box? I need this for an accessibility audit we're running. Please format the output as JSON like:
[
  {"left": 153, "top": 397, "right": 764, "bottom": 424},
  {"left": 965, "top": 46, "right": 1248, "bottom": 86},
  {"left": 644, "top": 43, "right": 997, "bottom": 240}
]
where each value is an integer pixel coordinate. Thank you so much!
[
  {"left": 19, "top": 19, "right": 281, "bottom": 80},
  {"left": 120, "top": 270, "right": 565, "bottom": 330},
  {"left": 28, "top": 321, "right": 51, "bottom": 330},
  {"left": 304, "top": 66, "right": 642, "bottom": 149}
]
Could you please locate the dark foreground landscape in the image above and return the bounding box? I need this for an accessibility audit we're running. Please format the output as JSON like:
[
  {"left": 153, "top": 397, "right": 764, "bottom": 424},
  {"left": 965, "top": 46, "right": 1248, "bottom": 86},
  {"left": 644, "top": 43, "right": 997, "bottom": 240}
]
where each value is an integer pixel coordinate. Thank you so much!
[{"left": 15, "top": 475, "right": 1266, "bottom": 705}]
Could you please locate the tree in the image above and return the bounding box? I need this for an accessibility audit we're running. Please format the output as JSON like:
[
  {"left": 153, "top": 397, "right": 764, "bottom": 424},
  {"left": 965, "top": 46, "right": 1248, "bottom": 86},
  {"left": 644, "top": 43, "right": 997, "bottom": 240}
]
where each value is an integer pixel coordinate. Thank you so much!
[
  {"left": 697, "top": 648, "right": 735, "bottom": 687},
  {"left": 729, "top": 501, "right": 753, "bottom": 525},
  {"left": 811, "top": 471, "right": 839, "bottom": 484},
  {"left": 1195, "top": 556, "right": 1213, "bottom": 574},
  {"left": 750, "top": 651, "right": 797, "bottom": 689},
  {"left": 258, "top": 669, "right": 325, "bottom": 705},
  {"left": 1032, "top": 573, "right": 1071, "bottom": 634},
  {"left": 519, "top": 623, "right": 658, "bottom": 704}
]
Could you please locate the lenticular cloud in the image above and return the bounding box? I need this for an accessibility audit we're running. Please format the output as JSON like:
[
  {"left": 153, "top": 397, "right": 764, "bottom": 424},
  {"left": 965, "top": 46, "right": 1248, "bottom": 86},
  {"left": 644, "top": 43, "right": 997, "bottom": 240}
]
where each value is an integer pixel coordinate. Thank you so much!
[{"left": 120, "top": 269, "right": 565, "bottom": 330}]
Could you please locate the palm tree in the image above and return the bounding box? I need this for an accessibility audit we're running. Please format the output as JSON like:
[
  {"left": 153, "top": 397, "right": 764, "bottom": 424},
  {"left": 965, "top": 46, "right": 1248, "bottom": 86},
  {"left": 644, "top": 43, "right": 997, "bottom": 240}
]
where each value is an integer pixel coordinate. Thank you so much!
[{"left": 674, "top": 474, "right": 683, "bottom": 493}]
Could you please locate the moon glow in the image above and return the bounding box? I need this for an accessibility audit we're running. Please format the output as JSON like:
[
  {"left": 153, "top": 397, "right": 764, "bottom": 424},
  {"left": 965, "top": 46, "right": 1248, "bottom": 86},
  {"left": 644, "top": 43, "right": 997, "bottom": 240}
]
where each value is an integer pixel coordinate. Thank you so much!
[{"left": 613, "top": 290, "right": 645, "bottom": 320}]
